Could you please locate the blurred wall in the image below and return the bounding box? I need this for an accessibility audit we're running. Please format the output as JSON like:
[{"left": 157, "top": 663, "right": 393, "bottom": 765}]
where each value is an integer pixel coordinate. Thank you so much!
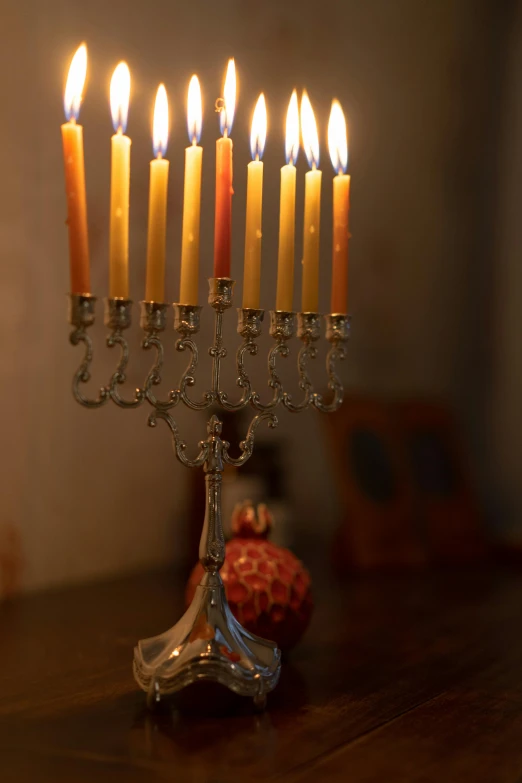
[
  {"left": 0, "top": 0, "right": 506, "bottom": 591},
  {"left": 491, "top": 1, "right": 522, "bottom": 540}
]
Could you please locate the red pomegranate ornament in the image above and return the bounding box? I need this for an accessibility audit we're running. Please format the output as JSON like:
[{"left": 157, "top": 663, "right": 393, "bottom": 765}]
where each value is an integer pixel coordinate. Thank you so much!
[{"left": 186, "top": 502, "right": 313, "bottom": 651}]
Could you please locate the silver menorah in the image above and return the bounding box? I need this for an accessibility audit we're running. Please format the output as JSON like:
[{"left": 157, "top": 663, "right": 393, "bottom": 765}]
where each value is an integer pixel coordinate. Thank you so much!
[{"left": 67, "top": 277, "right": 349, "bottom": 709}]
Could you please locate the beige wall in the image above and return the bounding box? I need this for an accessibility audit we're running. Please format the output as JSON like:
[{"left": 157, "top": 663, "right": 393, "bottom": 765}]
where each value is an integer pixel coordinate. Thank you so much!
[{"left": 0, "top": 0, "right": 502, "bottom": 591}]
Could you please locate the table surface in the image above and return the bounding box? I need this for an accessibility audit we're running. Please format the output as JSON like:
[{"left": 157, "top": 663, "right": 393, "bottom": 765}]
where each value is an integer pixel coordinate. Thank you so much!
[{"left": 1, "top": 566, "right": 522, "bottom": 782}]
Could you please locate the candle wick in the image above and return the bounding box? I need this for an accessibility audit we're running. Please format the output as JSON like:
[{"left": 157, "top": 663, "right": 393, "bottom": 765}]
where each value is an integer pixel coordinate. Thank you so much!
[
  {"left": 312, "top": 162, "right": 317, "bottom": 172},
  {"left": 223, "top": 127, "right": 228, "bottom": 139},
  {"left": 157, "top": 151, "right": 163, "bottom": 160},
  {"left": 255, "top": 153, "right": 260, "bottom": 162}
]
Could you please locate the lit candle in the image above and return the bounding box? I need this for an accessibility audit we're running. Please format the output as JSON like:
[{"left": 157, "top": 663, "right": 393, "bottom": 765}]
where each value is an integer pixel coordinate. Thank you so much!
[
  {"left": 145, "top": 85, "right": 169, "bottom": 303},
  {"left": 180, "top": 75, "right": 203, "bottom": 305},
  {"left": 300, "top": 91, "right": 322, "bottom": 313},
  {"left": 61, "top": 44, "right": 90, "bottom": 294},
  {"left": 242, "top": 94, "right": 267, "bottom": 309},
  {"left": 109, "top": 62, "right": 131, "bottom": 299},
  {"left": 276, "top": 90, "right": 299, "bottom": 311},
  {"left": 214, "top": 58, "right": 236, "bottom": 279},
  {"left": 328, "top": 100, "right": 350, "bottom": 314}
]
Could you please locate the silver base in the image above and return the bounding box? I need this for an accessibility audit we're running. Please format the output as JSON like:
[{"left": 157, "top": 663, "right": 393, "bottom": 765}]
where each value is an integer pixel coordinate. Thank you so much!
[{"left": 133, "top": 571, "right": 281, "bottom": 710}]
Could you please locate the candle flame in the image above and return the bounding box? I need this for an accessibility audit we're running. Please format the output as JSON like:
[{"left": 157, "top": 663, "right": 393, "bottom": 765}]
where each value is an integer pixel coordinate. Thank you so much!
[
  {"left": 328, "top": 100, "right": 348, "bottom": 174},
  {"left": 301, "top": 90, "right": 320, "bottom": 169},
  {"left": 220, "top": 58, "right": 236, "bottom": 136},
  {"left": 110, "top": 61, "right": 131, "bottom": 134},
  {"left": 250, "top": 93, "right": 267, "bottom": 160},
  {"left": 153, "top": 84, "right": 169, "bottom": 158},
  {"left": 64, "top": 43, "right": 87, "bottom": 122},
  {"left": 187, "top": 75, "right": 202, "bottom": 145},
  {"left": 285, "top": 90, "right": 299, "bottom": 165}
]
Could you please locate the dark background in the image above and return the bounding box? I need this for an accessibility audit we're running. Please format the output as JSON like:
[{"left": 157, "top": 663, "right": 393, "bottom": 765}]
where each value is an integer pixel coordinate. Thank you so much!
[{"left": 0, "top": 0, "right": 519, "bottom": 591}]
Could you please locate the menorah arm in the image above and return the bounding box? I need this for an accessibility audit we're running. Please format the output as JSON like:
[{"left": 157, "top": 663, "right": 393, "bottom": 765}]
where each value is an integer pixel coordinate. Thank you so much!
[
  {"left": 106, "top": 330, "right": 145, "bottom": 408},
  {"left": 313, "top": 314, "right": 351, "bottom": 413},
  {"left": 223, "top": 411, "right": 278, "bottom": 467},
  {"left": 177, "top": 336, "right": 215, "bottom": 410},
  {"left": 283, "top": 313, "right": 321, "bottom": 413},
  {"left": 250, "top": 310, "right": 295, "bottom": 413},
  {"left": 217, "top": 334, "right": 256, "bottom": 411},
  {"left": 69, "top": 327, "right": 109, "bottom": 408},
  {"left": 251, "top": 341, "right": 288, "bottom": 412},
  {"left": 313, "top": 342, "right": 346, "bottom": 413},
  {"left": 283, "top": 342, "right": 317, "bottom": 413},
  {"left": 148, "top": 409, "right": 209, "bottom": 468},
  {"left": 142, "top": 333, "right": 179, "bottom": 410}
]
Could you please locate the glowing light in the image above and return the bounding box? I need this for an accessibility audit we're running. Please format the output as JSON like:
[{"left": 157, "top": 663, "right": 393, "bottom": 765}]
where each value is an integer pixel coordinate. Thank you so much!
[
  {"left": 328, "top": 99, "right": 348, "bottom": 174},
  {"left": 64, "top": 43, "right": 87, "bottom": 122},
  {"left": 301, "top": 90, "right": 320, "bottom": 169},
  {"left": 187, "top": 75, "right": 202, "bottom": 144},
  {"left": 110, "top": 61, "right": 131, "bottom": 133},
  {"left": 285, "top": 90, "right": 299, "bottom": 165},
  {"left": 220, "top": 58, "right": 236, "bottom": 136},
  {"left": 250, "top": 93, "right": 267, "bottom": 160},
  {"left": 152, "top": 84, "right": 169, "bottom": 158}
]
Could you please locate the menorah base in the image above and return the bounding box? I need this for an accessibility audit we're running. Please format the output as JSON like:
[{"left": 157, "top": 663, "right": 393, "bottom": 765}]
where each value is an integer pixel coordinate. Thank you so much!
[{"left": 133, "top": 571, "right": 281, "bottom": 710}]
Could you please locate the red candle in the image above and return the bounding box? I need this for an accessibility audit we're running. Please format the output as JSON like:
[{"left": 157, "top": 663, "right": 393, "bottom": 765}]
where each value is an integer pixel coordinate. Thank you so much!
[
  {"left": 214, "top": 137, "right": 233, "bottom": 277},
  {"left": 328, "top": 100, "right": 350, "bottom": 314},
  {"left": 214, "top": 59, "right": 236, "bottom": 278}
]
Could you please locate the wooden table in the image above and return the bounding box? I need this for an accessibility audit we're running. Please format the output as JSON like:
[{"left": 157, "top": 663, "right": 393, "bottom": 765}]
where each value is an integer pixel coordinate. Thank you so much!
[{"left": 1, "top": 566, "right": 522, "bottom": 782}]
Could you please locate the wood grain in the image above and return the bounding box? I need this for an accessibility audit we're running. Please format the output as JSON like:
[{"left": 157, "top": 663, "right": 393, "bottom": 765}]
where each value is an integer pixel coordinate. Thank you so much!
[{"left": 1, "top": 568, "right": 522, "bottom": 781}]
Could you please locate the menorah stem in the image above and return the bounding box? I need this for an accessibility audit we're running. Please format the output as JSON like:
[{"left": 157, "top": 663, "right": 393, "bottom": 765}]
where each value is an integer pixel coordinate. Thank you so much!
[
  {"left": 133, "top": 412, "right": 280, "bottom": 709},
  {"left": 211, "top": 310, "right": 225, "bottom": 394},
  {"left": 208, "top": 277, "right": 235, "bottom": 397},
  {"left": 199, "top": 422, "right": 226, "bottom": 571}
]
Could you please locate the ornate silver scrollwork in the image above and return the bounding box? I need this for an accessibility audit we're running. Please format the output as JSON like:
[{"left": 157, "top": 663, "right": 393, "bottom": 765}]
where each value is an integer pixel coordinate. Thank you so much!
[
  {"left": 250, "top": 311, "right": 294, "bottom": 412},
  {"left": 141, "top": 302, "right": 178, "bottom": 410},
  {"left": 313, "top": 314, "right": 350, "bottom": 413},
  {"left": 69, "top": 294, "right": 109, "bottom": 408},
  {"left": 148, "top": 408, "right": 209, "bottom": 469},
  {"left": 222, "top": 411, "right": 279, "bottom": 467},
  {"left": 217, "top": 308, "right": 262, "bottom": 411},
  {"left": 103, "top": 299, "right": 144, "bottom": 408},
  {"left": 283, "top": 312, "right": 321, "bottom": 412},
  {"left": 68, "top": 278, "right": 349, "bottom": 710}
]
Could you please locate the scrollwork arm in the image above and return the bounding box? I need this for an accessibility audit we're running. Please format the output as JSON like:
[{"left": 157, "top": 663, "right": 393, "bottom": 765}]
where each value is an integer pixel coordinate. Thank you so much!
[
  {"left": 283, "top": 342, "right": 317, "bottom": 412},
  {"left": 69, "top": 328, "right": 109, "bottom": 408},
  {"left": 251, "top": 341, "right": 288, "bottom": 412},
  {"left": 148, "top": 409, "right": 209, "bottom": 468},
  {"left": 217, "top": 338, "right": 256, "bottom": 411},
  {"left": 314, "top": 314, "right": 350, "bottom": 413},
  {"left": 142, "top": 333, "right": 179, "bottom": 410},
  {"left": 223, "top": 411, "right": 278, "bottom": 467},
  {"left": 313, "top": 342, "right": 346, "bottom": 413},
  {"left": 177, "top": 336, "right": 214, "bottom": 410},
  {"left": 107, "top": 331, "right": 145, "bottom": 408}
]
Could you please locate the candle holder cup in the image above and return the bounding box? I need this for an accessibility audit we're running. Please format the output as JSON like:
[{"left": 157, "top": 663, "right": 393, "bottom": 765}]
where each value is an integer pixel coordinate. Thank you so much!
[{"left": 67, "top": 278, "right": 349, "bottom": 709}]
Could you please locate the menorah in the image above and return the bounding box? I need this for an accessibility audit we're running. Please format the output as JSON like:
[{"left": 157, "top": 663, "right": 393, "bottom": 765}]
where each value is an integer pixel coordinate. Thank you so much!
[{"left": 67, "top": 278, "right": 349, "bottom": 709}]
